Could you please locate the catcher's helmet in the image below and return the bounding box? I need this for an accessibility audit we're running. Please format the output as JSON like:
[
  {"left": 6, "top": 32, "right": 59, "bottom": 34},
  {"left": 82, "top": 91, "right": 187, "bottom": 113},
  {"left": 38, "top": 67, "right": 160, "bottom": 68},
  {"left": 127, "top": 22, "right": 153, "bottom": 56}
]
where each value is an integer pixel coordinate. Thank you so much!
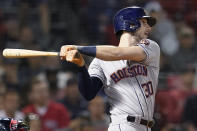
[{"left": 113, "top": 6, "right": 156, "bottom": 34}]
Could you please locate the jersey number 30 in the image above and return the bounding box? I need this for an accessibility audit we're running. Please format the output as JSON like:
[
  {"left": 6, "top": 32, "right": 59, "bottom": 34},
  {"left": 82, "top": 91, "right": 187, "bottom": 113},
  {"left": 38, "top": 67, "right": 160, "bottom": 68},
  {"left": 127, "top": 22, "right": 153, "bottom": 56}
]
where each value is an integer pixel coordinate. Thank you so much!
[{"left": 141, "top": 81, "right": 153, "bottom": 98}]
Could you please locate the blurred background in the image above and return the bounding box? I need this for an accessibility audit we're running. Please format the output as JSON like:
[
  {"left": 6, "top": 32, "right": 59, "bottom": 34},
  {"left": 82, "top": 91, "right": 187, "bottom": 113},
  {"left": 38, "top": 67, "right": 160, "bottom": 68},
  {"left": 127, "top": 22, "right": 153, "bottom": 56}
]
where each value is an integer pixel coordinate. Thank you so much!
[{"left": 0, "top": 0, "right": 196, "bottom": 131}]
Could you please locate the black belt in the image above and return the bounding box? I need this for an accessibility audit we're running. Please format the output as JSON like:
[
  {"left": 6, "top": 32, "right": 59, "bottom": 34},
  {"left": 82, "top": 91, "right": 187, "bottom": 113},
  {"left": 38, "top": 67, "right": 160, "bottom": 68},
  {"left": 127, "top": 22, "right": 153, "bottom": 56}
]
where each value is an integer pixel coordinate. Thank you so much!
[{"left": 127, "top": 116, "right": 154, "bottom": 128}]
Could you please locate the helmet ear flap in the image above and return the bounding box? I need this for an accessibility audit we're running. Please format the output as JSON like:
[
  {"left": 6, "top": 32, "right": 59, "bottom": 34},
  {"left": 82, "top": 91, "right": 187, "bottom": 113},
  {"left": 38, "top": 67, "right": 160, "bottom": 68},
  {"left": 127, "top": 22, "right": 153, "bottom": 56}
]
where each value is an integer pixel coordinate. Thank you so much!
[
  {"left": 120, "top": 19, "right": 141, "bottom": 32},
  {"left": 129, "top": 19, "right": 141, "bottom": 31}
]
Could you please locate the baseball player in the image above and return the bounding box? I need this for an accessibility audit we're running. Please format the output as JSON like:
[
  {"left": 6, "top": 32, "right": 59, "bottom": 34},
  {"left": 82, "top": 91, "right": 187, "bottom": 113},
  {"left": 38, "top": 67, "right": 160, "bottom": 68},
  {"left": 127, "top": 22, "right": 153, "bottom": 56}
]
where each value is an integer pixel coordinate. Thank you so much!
[{"left": 60, "top": 6, "right": 160, "bottom": 131}]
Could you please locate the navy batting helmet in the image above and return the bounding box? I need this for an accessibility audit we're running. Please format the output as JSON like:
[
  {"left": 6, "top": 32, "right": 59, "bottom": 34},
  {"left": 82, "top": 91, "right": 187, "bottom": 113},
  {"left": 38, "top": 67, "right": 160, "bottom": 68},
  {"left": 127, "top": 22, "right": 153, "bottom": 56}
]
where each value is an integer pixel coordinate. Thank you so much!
[{"left": 113, "top": 6, "right": 156, "bottom": 34}]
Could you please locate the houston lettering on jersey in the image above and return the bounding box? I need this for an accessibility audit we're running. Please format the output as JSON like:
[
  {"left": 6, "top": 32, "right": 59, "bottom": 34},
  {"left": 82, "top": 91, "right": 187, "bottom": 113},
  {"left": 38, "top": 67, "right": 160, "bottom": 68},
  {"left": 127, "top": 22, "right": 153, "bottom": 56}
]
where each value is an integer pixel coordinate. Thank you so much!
[{"left": 110, "top": 65, "right": 147, "bottom": 83}]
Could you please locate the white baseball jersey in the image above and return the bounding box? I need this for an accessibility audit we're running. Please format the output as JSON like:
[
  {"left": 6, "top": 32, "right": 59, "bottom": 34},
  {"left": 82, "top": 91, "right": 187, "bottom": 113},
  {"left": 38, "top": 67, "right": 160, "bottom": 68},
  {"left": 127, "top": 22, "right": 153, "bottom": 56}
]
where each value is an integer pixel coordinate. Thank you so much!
[{"left": 88, "top": 39, "right": 160, "bottom": 121}]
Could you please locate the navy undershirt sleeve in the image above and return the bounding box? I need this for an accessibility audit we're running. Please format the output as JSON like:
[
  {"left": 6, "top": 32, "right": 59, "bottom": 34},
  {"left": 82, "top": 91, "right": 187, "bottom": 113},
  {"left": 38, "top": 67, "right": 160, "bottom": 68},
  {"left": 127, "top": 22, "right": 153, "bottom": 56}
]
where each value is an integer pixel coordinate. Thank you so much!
[{"left": 78, "top": 66, "right": 103, "bottom": 101}]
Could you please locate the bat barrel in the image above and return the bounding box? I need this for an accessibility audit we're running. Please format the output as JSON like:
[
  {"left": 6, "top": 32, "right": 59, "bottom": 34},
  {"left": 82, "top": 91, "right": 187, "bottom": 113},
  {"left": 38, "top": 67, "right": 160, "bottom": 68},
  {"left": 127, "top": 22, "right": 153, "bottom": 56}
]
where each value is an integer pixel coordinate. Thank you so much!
[{"left": 2, "top": 49, "right": 59, "bottom": 58}]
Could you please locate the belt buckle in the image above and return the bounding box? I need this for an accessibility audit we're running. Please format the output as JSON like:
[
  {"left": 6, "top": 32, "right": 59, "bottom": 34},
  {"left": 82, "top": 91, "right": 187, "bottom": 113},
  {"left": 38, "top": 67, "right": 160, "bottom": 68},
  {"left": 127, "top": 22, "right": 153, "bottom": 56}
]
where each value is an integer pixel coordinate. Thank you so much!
[{"left": 147, "top": 120, "right": 154, "bottom": 128}]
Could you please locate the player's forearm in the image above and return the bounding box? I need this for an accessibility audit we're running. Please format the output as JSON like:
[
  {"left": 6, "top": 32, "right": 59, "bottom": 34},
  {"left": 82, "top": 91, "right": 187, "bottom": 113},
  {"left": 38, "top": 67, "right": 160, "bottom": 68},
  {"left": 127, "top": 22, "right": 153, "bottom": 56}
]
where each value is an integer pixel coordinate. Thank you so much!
[{"left": 77, "top": 45, "right": 146, "bottom": 61}]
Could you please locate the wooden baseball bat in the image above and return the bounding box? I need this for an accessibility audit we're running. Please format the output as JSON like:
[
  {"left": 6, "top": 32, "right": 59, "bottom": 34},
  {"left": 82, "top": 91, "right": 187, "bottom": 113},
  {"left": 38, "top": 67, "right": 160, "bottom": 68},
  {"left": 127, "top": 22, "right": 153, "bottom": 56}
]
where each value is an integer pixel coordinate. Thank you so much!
[{"left": 2, "top": 49, "right": 59, "bottom": 58}]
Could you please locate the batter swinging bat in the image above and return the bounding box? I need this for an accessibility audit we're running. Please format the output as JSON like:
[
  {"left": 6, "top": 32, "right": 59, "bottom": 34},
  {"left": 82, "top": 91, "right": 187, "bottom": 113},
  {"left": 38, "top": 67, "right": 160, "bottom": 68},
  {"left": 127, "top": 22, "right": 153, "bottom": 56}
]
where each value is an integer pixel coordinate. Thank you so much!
[{"left": 2, "top": 49, "right": 59, "bottom": 58}]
